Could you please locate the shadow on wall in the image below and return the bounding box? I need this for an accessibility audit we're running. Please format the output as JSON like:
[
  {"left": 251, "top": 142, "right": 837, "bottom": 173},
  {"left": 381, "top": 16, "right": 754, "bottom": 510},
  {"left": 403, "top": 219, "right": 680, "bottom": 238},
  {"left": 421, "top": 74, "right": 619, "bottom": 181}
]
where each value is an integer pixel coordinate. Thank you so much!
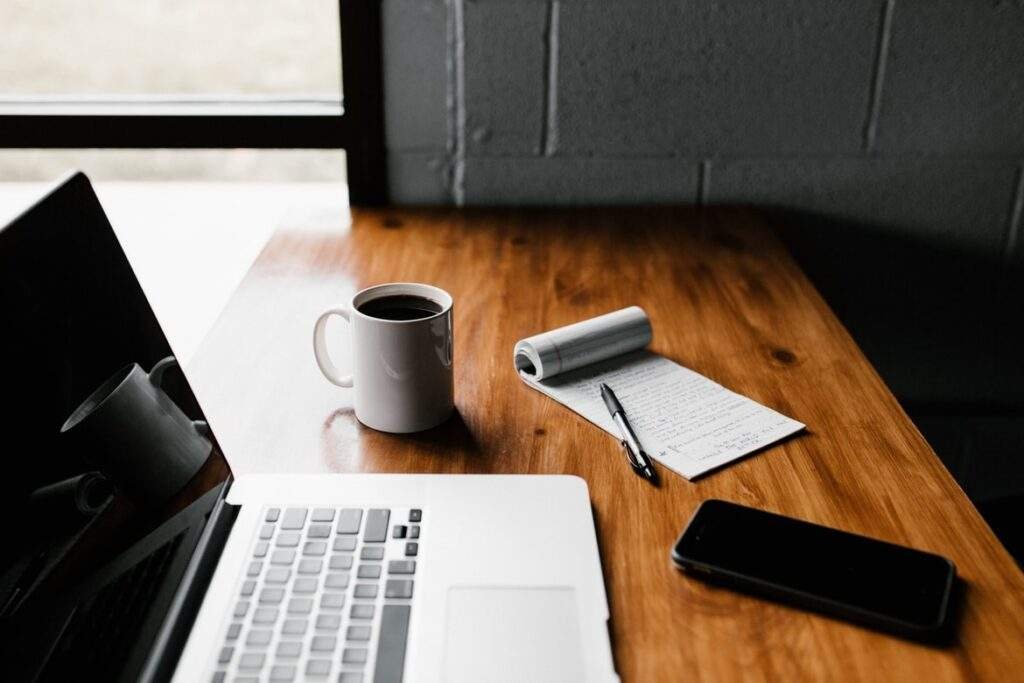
[{"left": 766, "top": 208, "right": 1024, "bottom": 564}]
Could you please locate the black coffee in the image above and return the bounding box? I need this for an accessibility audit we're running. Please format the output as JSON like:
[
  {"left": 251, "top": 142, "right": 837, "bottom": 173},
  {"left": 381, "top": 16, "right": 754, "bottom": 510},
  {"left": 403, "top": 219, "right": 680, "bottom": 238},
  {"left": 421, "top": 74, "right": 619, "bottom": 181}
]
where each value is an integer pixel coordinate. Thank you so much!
[{"left": 358, "top": 294, "right": 443, "bottom": 321}]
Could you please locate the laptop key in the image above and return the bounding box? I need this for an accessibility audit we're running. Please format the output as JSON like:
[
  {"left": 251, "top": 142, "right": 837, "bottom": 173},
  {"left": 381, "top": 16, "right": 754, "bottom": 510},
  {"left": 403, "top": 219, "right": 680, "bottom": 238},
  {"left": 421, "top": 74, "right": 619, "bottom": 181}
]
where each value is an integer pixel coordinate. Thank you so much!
[
  {"left": 306, "top": 658, "right": 332, "bottom": 676},
  {"left": 281, "top": 508, "right": 307, "bottom": 530},
  {"left": 270, "top": 549, "right": 295, "bottom": 565},
  {"left": 409, "top": 525, "right": 420, "bottom": 539},
  {"left": 282, "top": 618, "right": 308, "bottom": 636},
  {"left": 247, "top": 561, "right": 262, "bottom": 577},
  {"left": 310, "top": 635, "right": 337, "bottom": 652},
  {"left": 336, "top": 509, "right": 363, "bottom": 534},
  {"left": 293, "top": 578, "right": 318, "bottom": 593},
  {"left": 276, "top": 641, "right": 301, "bottom": 658},
  {"left": 226, "top": 623, "right": 242, "bottom": 640},
  {"left": 392, "top": 525, "right": 407, "bottom": 539},
  {"left": 354, "top": 584, "right": 378, "bottom": 599},
  {"left": 316, "top": 613, "right": 342, "bottom": 631},
  {"left": 357, "top": 564, "right": 382, "bottom": 579},
  {"left": 265, "top": 508, "right": 280, "bottom": 522},
  {"left": 252, "top": 541, "right": 268, "bottom": 558},
  {"left": 298, "top": 558, "right": 323, "bottom": 574},
  {"left": 330, "top": 554, "right": 354, "bottom": 570},
  {"left": 259, "top": 588, "right": 285, "bottom": 604},
  {"left": 287, "top": 597, "right": 312, "bottom": 614},
  {"left": 246, "top": 629, "right": 272, "bottom": 646},
  {"left": 275, "top": 532, "right": 300, "bottom": 547},
  {"left": 334, "top": 536, "right": 357, "bottom": 552},
  {"left": 346, "top": 625, "right": 371, "bottom": 641},
  {"left": 360, "top": 547, "right": 384, "bottom": 561},
  {"left": 408, "top": 509, "right": 422, "bottom": 522},
  {"left": 234, "top": 601, "right": 250, "bottom": 618},
  {"left": 259, "top": 524, "right": 274, "bottom": 540},
  {"left": 405, "top": 542, "right": 418, "bottom": 557},
  {"left": 339, "top": 674, "right": 363, "bottom": 683},
  {"left": 311, "top": 507, "right": 335, "bottom": 522},
  {"left": 384, "top": 579, "right": 413, "bottom": 599},
  {"left": 388, "top": 560, "right": 416, "bottom": 575},
  {"left": 238, "top": 652, "right": 266, "bottom": 669},
  {"left": 320, "top": 593, "right": 345, "bottom": 610},
  {"left": 211, "top": 672, "right": 226, "bottom": 683},
  {"left": 342, "top": 648, "right": 368, "bottom": 664},
  {"left": 218, "top": 646, "right": 234, "bottom": 664},
  {"left": 309, "top": 524, "right": 332, "bottom": 539},
  {"left": 350, "top": 604, "right": 374, "bottom": 620},
  {"left": 364, "top": 509, "right": 390, "bottom": 542},
  {"left": 325, "top": 572, "right": 351, "bottom": 590},
  {"left": 240, "top": 580, "right": 256, "bottom": 596},
  {"left": 374, "top": 604, "right": 412, "bottom": 683},
  {"left": 265, "top": 568, "right": 290, "bottom": 583},
  {"left": 303, "top": 541, "right": 327, "bottom": 556},
  {"left": 253, "top": 607, "right": 279, "bottom": 624},
  {"left": 269, "top": 664, "right": 296, "bottom": 681}
]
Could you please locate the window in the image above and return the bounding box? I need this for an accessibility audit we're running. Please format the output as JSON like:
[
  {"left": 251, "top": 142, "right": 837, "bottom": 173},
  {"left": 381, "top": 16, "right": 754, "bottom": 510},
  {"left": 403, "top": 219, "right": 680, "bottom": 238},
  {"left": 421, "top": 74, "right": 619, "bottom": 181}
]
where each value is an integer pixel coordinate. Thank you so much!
[
  {"left": 0, "top": 149, "right": 347, "bottom": 184},
  {"left": 0, "top": 2, "right": 342, "bottom": 100},
  {"left": 0, "top": 1, "right": 384, "bottom": 203}
]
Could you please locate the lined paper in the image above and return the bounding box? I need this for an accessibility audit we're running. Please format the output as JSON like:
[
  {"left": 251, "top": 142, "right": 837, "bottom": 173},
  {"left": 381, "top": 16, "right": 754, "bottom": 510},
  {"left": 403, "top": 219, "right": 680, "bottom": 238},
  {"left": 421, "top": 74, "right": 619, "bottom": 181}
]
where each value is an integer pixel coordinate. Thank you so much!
[{"left": 516, "top": 310, "right": 804, "bottom": 480}]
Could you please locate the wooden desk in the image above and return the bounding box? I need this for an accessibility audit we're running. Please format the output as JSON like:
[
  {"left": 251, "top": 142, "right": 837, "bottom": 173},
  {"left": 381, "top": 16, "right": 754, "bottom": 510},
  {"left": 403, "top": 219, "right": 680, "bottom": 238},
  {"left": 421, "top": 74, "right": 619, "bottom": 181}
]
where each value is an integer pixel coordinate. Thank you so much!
[{"left": 189, "top": 206, "right": 1024, "bottom": 681}]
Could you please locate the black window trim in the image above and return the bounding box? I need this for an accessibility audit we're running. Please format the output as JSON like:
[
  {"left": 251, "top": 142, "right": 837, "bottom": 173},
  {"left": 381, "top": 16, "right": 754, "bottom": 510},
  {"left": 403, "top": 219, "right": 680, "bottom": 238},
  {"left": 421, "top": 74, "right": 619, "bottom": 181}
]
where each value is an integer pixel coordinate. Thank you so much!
[{"left": 0, "top": 0, "right": 386, "bottom": 206}]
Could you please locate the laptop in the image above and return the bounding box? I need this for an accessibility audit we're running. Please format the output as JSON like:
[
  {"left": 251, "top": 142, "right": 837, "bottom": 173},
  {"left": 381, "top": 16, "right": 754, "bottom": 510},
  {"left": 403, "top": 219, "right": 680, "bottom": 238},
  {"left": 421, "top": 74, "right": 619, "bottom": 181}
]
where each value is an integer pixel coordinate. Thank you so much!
[{"left": 0, "top": 173, "right": 618, "bottom": 683}]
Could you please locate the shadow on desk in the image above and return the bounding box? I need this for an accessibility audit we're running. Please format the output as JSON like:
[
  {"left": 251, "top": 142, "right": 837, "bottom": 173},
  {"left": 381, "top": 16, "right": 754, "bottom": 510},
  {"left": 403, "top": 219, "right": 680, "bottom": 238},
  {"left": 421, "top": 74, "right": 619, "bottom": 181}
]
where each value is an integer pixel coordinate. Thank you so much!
[
  {"left": 766, "top": 208, "right": 1024, "bottom": 565},
  {"left": 399, "top": 409, "right": 483, "bottom": 459}
]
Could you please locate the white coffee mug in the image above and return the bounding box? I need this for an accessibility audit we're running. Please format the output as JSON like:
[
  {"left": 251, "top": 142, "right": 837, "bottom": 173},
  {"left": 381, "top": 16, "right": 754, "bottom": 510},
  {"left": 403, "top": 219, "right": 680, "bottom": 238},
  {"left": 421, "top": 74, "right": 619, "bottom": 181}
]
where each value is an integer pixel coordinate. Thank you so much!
[{"left": 313, "top": 282, "right": 454, "bottom": 433}]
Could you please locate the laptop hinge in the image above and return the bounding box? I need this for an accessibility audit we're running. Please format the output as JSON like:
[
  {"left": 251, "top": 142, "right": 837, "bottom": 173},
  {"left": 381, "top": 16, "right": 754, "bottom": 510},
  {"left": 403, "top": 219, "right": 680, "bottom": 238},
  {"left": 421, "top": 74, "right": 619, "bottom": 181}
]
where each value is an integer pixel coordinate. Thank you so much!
[{"left": 137, "top": 478, "right": 239, "bottom": 683}]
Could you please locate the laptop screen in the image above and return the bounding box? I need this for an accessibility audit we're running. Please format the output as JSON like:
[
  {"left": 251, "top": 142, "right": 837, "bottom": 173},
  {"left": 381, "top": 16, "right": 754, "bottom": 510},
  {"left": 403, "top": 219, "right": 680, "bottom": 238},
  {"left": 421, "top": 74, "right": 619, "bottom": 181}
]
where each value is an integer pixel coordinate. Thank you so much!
[{"left": 0, "top": 173, "right": 227, "bottom": 621}]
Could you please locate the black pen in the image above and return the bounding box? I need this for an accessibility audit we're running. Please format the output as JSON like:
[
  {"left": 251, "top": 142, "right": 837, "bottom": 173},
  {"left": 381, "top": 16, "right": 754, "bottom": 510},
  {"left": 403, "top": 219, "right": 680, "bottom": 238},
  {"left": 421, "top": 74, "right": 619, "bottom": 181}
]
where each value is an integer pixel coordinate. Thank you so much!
[{"left": 600, "top": 383, "right": 659, "bottom": 485}]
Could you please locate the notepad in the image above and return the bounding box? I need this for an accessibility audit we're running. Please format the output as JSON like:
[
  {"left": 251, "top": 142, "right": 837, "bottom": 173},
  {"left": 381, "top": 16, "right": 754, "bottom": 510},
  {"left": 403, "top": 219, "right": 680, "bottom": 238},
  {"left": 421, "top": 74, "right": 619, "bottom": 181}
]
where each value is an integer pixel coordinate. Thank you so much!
[{"left": 514, "top": 307, "right": 805, "bottom": 480}]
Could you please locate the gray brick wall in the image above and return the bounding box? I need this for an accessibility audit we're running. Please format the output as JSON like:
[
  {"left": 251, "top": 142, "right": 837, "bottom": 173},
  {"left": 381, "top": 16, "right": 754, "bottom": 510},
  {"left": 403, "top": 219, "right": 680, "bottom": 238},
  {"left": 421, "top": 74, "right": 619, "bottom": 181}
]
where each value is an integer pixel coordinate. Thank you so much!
[
  {"left": 877, "top": 0, "right": 1024, "bottom": 156},
  {"left": 706, "top": 158, "right": 1019, "bottom": 255},
  {"left": 382, "top": 0, "right": 1024, "bottom": 260},
  {"left": 379, "top": 0, "right": 1024, "bottom": 539},
  {"left": 556, "top": 0, "right": 878, "bottom": 156}
]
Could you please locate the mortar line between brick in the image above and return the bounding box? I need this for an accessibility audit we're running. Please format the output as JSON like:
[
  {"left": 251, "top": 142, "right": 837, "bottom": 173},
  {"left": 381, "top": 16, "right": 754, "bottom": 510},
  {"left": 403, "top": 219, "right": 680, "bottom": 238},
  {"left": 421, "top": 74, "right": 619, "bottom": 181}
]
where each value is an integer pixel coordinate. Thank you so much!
[
  {"left": 541, "top": 1, "right": 560, "bottom": 156},
  {"left": 863, "top": 0, "right": 895, "bottom": 153},
  {"left": 1006, "top": 163, "right": 1024, "bottom": 262},
  {"left": 697, "top": 161, "right": 710, "bottom": 206},
  {"left": 444, "top": 0, "right": 457, "bottom": 199},
  {"left": 452, "top": 0, "right": 467, "bottom": 205}
]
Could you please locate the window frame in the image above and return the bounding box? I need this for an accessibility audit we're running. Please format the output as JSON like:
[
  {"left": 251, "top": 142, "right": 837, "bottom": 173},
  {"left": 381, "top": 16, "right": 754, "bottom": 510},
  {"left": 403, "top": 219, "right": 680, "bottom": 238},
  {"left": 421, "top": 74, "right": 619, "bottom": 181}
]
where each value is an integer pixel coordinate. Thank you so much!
[{"left": 0, "top": 0, "right": 386, "bottom": 205}]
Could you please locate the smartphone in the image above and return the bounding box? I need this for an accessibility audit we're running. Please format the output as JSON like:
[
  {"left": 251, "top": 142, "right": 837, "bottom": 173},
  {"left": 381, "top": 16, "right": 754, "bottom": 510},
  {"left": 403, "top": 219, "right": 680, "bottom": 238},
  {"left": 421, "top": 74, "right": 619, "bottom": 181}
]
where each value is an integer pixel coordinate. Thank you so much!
[{"left": 672, "top": 499, "right": 957, "bottom": 641}]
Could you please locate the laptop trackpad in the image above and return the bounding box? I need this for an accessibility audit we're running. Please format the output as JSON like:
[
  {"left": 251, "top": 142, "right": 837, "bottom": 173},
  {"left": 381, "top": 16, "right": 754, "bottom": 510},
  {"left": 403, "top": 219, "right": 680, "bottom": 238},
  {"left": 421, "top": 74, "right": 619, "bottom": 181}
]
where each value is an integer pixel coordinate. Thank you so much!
[{"left": 444, "top": 586, "right": 585, "bottom": 683}]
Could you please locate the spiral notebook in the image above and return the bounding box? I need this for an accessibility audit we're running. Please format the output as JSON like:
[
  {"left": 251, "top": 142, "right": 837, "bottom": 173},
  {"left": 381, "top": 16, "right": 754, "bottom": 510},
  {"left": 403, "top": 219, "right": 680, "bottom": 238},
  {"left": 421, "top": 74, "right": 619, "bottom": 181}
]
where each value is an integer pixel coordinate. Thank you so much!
[{"left": 514, "top": 307, "right": 805, "bottom": 480}]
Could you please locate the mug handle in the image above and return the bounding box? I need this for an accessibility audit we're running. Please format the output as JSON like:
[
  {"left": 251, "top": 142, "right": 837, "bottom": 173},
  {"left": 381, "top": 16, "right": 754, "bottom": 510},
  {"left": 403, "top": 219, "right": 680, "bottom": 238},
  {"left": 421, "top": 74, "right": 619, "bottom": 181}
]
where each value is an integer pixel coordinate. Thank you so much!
[
  {"left": 149, "top": 357, "right": 212, "bottom": 440},
  {"left": 148, "top": 356, "right": 178, "bottom": 387},
  {"left": 313, "top": 306, "right": 354, "bottom": 387}
]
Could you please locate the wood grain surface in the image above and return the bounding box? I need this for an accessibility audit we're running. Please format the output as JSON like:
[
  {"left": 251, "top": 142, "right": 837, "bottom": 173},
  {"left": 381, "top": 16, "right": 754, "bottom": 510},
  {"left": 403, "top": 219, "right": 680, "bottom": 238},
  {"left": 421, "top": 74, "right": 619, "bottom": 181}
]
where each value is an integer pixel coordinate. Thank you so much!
[{"left": 189, "top": 205, "right": 1024, "bottom": 681}]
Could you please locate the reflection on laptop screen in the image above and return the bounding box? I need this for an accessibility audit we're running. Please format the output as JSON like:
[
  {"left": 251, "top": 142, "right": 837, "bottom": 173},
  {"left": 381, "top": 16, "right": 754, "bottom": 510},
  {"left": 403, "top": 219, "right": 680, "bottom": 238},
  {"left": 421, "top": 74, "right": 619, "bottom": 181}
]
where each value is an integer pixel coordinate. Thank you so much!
[{"left": 0, "top": 173, "right": 226, "bottom": 680}]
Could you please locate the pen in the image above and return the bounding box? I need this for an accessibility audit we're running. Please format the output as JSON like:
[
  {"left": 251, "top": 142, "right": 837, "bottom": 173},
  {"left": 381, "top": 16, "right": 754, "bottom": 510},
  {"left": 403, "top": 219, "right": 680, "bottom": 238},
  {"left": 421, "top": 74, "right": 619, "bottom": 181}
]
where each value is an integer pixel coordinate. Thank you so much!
[{"left": 599, "top": 383, "right": 659, "bottom": 486}]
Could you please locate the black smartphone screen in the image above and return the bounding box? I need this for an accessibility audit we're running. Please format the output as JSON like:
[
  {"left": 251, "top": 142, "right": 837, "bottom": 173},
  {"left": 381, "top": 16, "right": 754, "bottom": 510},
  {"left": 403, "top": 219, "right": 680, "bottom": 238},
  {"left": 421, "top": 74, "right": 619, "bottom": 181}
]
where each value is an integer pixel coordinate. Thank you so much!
[{"left": 673, "top": 500, "right": 956, "bottom": 634}]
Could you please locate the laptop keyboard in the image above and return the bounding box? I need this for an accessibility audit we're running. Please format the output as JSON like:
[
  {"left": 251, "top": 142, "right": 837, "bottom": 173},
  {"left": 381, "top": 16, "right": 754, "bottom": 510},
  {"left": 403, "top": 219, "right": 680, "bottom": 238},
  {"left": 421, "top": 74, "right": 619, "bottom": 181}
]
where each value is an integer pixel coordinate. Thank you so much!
[{"left": 211, "top": 506, "right": 422, "bottom": 683}]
